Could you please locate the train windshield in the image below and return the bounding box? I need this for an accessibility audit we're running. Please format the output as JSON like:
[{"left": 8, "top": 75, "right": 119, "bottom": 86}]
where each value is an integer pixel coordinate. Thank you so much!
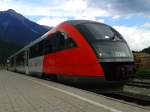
[
  {"left": 92, "top": 41, "right": 132, "bottom": 58},
  {"left": 76, "top": 22, "right": 133, "bottom": 60},
  {"left": 76, "top": 23, "right": 123, "bottom": 41}
]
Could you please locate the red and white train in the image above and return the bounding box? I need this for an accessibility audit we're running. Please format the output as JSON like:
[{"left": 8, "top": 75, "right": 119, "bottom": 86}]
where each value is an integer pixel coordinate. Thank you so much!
[{"left": 7, "top": 20, "right": 135, "bottom": 85}]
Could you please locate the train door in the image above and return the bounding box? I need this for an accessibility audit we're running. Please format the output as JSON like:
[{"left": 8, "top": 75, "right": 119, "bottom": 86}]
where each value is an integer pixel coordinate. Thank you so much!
[{"left": 25, "top": 49, "right": 29, "bottom": 74}]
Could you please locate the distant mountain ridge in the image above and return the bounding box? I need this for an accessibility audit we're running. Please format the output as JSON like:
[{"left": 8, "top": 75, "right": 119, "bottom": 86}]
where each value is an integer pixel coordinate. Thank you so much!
[
  {"left": 0, "top": 9, "right": 49, "bottom": 46},
  {"left": 0, "top": 9, "right": 49, "bottom": 64}
]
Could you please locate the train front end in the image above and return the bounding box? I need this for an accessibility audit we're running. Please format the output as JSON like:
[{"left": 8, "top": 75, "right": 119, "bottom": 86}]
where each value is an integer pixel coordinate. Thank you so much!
[{"left": 75, "top": 21, "right": 135, "bottom": 81}]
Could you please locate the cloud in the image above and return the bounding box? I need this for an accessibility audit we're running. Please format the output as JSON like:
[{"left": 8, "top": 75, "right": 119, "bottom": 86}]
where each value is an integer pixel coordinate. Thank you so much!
[
  {"left": 0, "top": 0, "right": 108, "bottom": 18},
  {"left": 87, "top": 0, "right": 150, "bottom": 17},
  {"left": 1, "top": 0, "right": 150, "bottom": 18},
  {"left": 37, "top": 17, "right": 68, "bottom": 26},
  {"left": 141, "top": 23, "right": 150, "bottom": 28},
  {"left": 97, "top": 19, "right": 105, "bottom": 23},
  {"left": 114, "top": 25, "right": 150, "bottom": 51},
  {"left": 36, "top": 15, "right": 105, "bottom": 27},
  {"left": 74, "top": 15, "right": 104, "bottom": 23},
  {"left": 62, "top": 0, "right": 87, "bottom": 12}
]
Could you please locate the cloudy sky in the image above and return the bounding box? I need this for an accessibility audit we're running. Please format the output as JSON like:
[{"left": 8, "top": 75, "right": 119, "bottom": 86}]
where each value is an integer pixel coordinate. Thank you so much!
[{"left": 0, "top": 0, "right": 150, "bottom": 51}]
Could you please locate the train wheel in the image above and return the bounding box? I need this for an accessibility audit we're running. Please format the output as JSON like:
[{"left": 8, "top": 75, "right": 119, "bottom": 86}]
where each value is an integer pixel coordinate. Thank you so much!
[
  {"left": 56, "top": 74, "right": 80, "bottom": 86},
  {"left": 56, "top": 74, "right": 64, "bottom": 83},
  {"left": 50, "top": 74, "right": 58, "bottom": 81},
  {"left": 41, "top": 73, "right": 49, "bottom": 80},
  {"left": 42, "top": 73, "right": 57, "bottom": 81}
]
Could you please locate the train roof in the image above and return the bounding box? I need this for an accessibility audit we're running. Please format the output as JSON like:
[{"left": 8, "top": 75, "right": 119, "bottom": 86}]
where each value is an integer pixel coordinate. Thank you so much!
[{"left": 66, "top": 20, "right": 103, "bottom": 26}]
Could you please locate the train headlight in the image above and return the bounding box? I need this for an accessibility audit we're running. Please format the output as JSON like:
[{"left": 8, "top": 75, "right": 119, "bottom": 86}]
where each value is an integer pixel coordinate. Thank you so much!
[
  {"left": 98, "top": 51, "right": 127, "bottom": 58},
  {"left": 98, "top": 52, "right": 109, "bottom": 57},
  {"left": 99, "top": 53, "right": 103, "bottom": 57},
  {"left": 114, "top": 51, "right": 127, "bottom": 57}
]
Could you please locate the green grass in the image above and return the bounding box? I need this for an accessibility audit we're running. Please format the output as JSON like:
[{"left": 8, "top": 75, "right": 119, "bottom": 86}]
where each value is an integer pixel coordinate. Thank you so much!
[{"left": 136, "top": 68, "right": 150, "bottom": 76}]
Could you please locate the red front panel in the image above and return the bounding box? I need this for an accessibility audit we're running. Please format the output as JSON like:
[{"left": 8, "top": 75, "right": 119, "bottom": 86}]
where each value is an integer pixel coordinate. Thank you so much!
[{"left": 43, "top": 22, "right": 104, "bottom": 77}]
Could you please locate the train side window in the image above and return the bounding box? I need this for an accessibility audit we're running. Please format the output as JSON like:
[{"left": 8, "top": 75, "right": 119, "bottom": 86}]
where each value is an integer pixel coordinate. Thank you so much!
[
  {"left": 16, "top": 52, "right": 25, "bottom": 66},
  {"left": 66, "top": 38, "right": 77, "bottom": 48},
  {"left": 35, "top": 44, "right": 39, "bottom": 56},
  {"left": 29, "top": 43, "right": 40, "bottom": 58},
  {"left": 50, "top": 33, "right": 59, "bottom": 52},
  {"left": 50, "top": 32, "right": 65, "bottom": 52},
  {"left": 42, "top": 32, "right": 62, "bottom": 54},
  {"left": 28, "top": 39, "right": 45, "bottom": 58},
  {"left": 29, "top": 46, "right": 33, "bottom": 58},
  {"left": 55, "top": 32, "right": 65, "bottom": 51},
  {"left": 43, "top": 38, "right": 52, "bottom": 55},
  {"left": 10, "top": 58, "right": 14, "bottom": 67},
  {"left": 30, "top": 46, "right": 35, "bottom": 58},
  {"left": 29, "top": 31, "right": 70, "bottom": 58},
  {"left": 38, "top": 40, "right": 44, "bottom": 55}
]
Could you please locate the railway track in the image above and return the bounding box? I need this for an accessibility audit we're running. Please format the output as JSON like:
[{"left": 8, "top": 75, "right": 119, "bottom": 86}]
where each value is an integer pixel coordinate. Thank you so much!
[
  {"left": 106, "top": 91, "right": 150, "bottom": 105},
  {"left": 127, "top": 77, "right": 150, "bottom": 88},
  {"left": 80, "top": 78, "right": 150, "bottom": 108},
  {"left": 84, "top": 88, "right": 150, "bottom": 105},
  {"left": 118, "top": 78, "right": 150, "bottom": 105}
]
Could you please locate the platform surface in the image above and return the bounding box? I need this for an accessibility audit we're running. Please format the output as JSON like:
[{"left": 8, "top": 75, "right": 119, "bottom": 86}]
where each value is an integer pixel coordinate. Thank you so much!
[{"left": 0, "top": 70, "right": 149, "bottom": 112}]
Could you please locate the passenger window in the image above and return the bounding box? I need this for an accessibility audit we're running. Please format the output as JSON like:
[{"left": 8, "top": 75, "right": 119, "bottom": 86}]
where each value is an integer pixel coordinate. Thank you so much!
[
  {"left": 42, "top": 31, "right": 66, "bottom": 54},
  {"left": 43, "top": 38, "right": 52, "bottom": 55},
  {"left": 16, "top": 52, "right": 25, "bottom": 65},
  {"left": 38, "top": 41, "right": 44, "bottom": 55},
  {"left": 51, "top": 32, "right": 65, "bottom": 52},
  {"left": 66, "top": 38, "right": 77, "bottom": 48},
  {"left": 29, "top": 32, "right": 77, "bottom": 58},
  {"left": 29, "top": 46, "right": 35, "bottom": 58},
  {"left": 57, "top": 32, "right": 65, "bottom": 50},
  {"left": 29, "top": 42, "right": 43, "bottom": 58}
]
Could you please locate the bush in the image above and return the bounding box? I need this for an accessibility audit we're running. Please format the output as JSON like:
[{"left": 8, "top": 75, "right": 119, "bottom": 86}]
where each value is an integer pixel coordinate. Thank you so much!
[{"left": 136, "top": 68, "right": 150, "bottom": 77}]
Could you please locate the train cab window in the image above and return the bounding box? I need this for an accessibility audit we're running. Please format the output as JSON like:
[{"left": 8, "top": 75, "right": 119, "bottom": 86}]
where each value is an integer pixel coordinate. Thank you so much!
[{"left": 66, "top": 38, "right": 77, "bottom": 48}]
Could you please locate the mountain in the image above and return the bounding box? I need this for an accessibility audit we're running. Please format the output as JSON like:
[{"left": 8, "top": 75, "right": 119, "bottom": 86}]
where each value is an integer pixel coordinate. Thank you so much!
[
  {"left": 0, "top": 9, "right": 49, "bottom": 64},
  {"left": 0, "top": 9, "right": 49, "bottom": 45}
]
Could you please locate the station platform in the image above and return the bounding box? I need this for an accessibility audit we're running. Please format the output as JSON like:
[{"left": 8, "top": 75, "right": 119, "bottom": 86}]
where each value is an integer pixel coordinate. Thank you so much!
[{"left": 0, "top": 70, "right": 149, "bottom": 112}]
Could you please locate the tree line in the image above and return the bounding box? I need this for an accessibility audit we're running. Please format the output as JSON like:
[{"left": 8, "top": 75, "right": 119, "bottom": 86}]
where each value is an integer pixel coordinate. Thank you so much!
[{"left": 0, "top": 40, "right": 22, "bottom": 65}]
